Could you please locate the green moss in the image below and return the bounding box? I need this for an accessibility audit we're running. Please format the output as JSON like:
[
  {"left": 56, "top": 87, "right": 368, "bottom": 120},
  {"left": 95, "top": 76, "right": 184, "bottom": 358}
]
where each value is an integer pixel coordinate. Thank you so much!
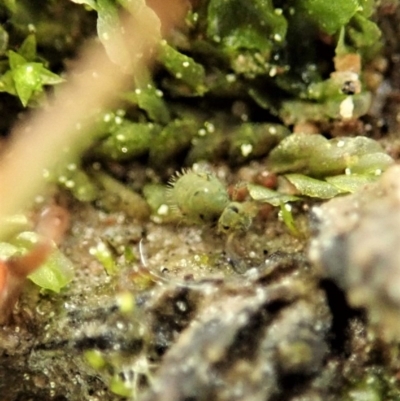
[
  {"left": 299, "top": 0, "right": 359, "bottom": 35},
  {"left": 207, "top": 0, "right": 286, "bottom": 48},
  {"left": 0, "top": 36, "right": 63, "bottom": 106},
  {"left": 268, "top": 133, "right": 393, "bottom": 178},
  {"left": 158, "top": 40, "right": 207, "bottom": 95},
  {"left": 94, "top": 120, "right": 160, "bottom": 161}
]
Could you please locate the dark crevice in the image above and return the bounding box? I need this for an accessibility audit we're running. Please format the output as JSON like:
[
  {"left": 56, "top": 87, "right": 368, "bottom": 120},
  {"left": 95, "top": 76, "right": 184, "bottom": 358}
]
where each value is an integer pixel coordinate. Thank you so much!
[{"left": 320, "top": 279, "right": 365, "bottom": 355}]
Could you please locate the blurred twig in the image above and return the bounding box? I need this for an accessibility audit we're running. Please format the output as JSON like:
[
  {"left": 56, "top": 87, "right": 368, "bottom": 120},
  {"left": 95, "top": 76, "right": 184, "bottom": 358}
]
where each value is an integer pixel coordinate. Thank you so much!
[{"left": 0, "top": 0, "right": 187, "bottom": 240}]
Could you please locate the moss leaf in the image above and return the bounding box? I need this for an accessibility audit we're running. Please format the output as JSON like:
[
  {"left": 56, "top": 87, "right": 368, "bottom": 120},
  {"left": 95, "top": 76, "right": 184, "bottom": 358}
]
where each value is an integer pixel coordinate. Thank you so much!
[
  {"left": 301, "top": 0, "right": 359, "bottom": 34},
  {"left": 247, "top": 184, "right": 300, "bottom": 206},
  {"left": 285, "top": 174, "right": 343, "bottom": 198},
  {"left": 7, "top": 51, "right": 63, "bottom": 106},
  {"left": 268, "top": 133, "right": 392, "bottom": 178},
  {"left": 28, "top": 249, "right": 74, "bottom": 293},
  {"left": 18, "top": 34, "right": 37, "bottom": 61},
  {"left": 207, "top": 0, "right": 287, "bottom": 50},
  {"left": 158, "top": 41, "right": 207, "bottom": 95},
  {"left": 325, "top": 174, "right": 376, "bottom": 193},
  {"left": 97, "top": 0, "right": 130, "bottom": 67}
]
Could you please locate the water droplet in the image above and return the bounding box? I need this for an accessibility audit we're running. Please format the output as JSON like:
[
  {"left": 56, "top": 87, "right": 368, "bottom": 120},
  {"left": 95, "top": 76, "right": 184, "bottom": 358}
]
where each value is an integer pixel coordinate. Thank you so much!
[
  {"left": 241, "top": 143, "right": 253, "bottom": 157},
  {"left": 103, "top": 113, "right": 112, "bottom": 122},
  {"left": 65, "top": 180, "right": 75, "bottom": 188},
  {"left": 157, "top": 204, "right": 169, "bottom": 215}
]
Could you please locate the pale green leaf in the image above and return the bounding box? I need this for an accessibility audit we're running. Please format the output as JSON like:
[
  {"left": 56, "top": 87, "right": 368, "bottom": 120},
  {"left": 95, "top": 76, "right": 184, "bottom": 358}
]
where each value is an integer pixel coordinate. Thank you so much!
[
  {"left": 18, "top": 34, "right": 37, "bottom": 61},
  {"left": 279, "top": 203, "right": 300, "bottom": 236},
  {"left": 325, "top": 174, "right": 376, "bottom": 193},
  {"left": 28, "top": 249, "right": 74, "bottom": 292},
  {"left": 13, "top": 63, "right": 42, "bottom": 106},
  {"left": 8, "top": 50, "right": 26, "bottom": 70},
  {"left": 158, "top": 41, "right": 207, "bottom": 95},
  {"left": 285, "top": 174, "right": 343, "bottom": 199},
  {"left": 247, "top": 183, "right": 300, "bottom": 206},
  {"left": 97, "top": 0, "right": 130, "bottom": 67}
]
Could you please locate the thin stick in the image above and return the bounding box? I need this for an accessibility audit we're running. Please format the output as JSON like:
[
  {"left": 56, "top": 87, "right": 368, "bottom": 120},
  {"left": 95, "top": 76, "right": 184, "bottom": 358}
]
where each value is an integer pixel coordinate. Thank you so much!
[{"left": 0, "top": 0, "right": 187, "bottom": 240}]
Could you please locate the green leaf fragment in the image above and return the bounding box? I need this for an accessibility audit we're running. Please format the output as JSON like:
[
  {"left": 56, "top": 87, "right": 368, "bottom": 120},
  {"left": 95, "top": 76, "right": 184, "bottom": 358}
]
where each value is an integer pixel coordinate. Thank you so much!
[
  {"left": 28, "top": 249, "right": 74, "bottom": 293},
  {"left": 207, "top": 0, "right": 287, "bottom": 50},
  {"left": 89, "top": 241, "right": 117, "bottom": 275},
  {"left": 347, "top": 13, "right": 381, "bottom": 50},
  {"left": 13, "top": 63, "right": 41, "bottom": 106},
  {"left": 279, "top": 203, "right": 300, "bottom": 237},
  {"left": 109, "top": 375, "right": 132, "bottom": 397},
  {"left": 0, "top": 70, "right": 16, "bottom": 95},
  {"left": 8, "top": 51, "right": 26, "bottom": 70},
  {"left": 325, "top": 174, "right": 376, "bottom": 193},
  {"left": 247, "top": 184, "right": 300, "bottom": 206},
  {"left": 84, "top": 350, "right": 106, "bottom": 370},
  {"left": 278, "top": 91, "right": 372, "bottom": 125},
  {"left": 158, "top": 41, "right": 207, "bottom": 95},
  {"left": 149, "top": 119, "right": 200, "bottom": 168},
  {"left": 124, "top": 74, "right": 170, "bottom": 123},
  {"left": 185, "top": 122, "right": 227, "bottom": 165},
  {"left": 96, "top": 0, "right": 132, "bottom": 67},
  {"left": 229, "top": 123, "right": 290, "bottom": 164},
  {"left": 358, "top": 0, "right": 375, "bottom": 17},
  {"left": 95, "top": 121, "right": 159, "bottom": 161},
  {"left": 6, "top": 51, "right": 64, "bottom": 106},
  {"left": 347, "top": 152, "right": 394, "bottom": 175},
  {"left": 116, "top": 291, "right": 135, "bottom": 314},
  {"left": 38, "top": 67, "right": 65, "bottom": 85},
  {"left": 58, "top": 169, "right": 99, "bottom": 202},
  {"left": 285, "top": 174, "right": 343, "bottom": 199},
  {"left": 268, "top": 133, "right": 392, "bottom": 178},
  {"left": 18, "top": 34, "right": 37, "bottom": 61},
  {"left": 301, "top": 0, "right": 359, "bottom": 34},
  {"left": 134, "top": 85, "right": 170, "bottom": 123}
]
